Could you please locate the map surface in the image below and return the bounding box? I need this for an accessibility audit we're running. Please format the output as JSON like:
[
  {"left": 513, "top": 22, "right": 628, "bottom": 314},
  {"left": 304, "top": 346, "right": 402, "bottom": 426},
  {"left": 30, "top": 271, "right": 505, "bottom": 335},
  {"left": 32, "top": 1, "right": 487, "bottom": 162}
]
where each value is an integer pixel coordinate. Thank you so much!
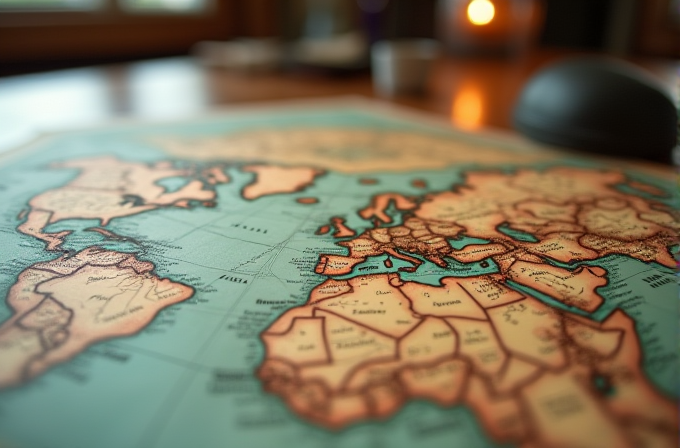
[{"left": 0, "top": 101, "right": 678, "bottom": 448}]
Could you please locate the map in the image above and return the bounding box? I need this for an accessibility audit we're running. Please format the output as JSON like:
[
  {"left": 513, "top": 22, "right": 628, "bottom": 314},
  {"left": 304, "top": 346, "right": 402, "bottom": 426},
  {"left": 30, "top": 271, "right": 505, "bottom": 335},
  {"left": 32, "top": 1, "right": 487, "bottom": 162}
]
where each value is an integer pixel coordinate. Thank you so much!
[{"left": 0, "top": 100, "right": 677, "bottom": 448}]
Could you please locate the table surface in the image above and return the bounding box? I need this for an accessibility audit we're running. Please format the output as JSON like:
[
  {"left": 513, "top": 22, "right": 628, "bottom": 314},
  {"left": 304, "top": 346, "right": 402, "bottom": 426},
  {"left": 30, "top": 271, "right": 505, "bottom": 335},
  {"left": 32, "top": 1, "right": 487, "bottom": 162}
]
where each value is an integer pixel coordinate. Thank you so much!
[{"left": 0, "top": 49, "right": 678, "bottom": 153}]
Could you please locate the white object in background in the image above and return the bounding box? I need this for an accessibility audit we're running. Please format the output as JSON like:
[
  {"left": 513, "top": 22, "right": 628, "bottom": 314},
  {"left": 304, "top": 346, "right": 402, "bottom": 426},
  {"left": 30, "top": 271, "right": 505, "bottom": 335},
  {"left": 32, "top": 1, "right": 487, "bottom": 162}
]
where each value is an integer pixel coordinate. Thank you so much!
[
  {"left": 371, "top": 39, "right": 440, "bottom": 97},
  {"left": 193, "top": 39, "right": 283, "bottom": 72}
]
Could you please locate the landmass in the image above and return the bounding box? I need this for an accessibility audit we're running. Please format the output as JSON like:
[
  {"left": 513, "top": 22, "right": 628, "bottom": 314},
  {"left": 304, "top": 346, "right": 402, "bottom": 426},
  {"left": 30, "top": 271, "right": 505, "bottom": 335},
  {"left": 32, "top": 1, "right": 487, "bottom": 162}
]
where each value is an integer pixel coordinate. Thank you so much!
[
  {"left": 2, "top": 156, "right": 324, "bottom": 392},
  {"left": 17, "top": 157, "right": 230, "bottom": 251},
  {"left": 85, "top": 227, "right": 139, "bottom": 244},
  {"left": 17, "top": 157, "right": 327, "bottom": 252},
  {"left": 315, "top": 168, "right": 678, "bottom": 312},
  {"left": 241, "top": 165, "right": 324, "bottom": 200},
  {"left": 627, "top": 180, "right": 668, "bottom": 197},
  {"left": 359, "top": 178, "right": 378, "bottom": 185},
  {"left": 156, "top": 128, "right": 562, "bottom": 173},
  {"left": 329, "top": 217, "right": 356, "bottom": 238},
  {"left": 411, "top": 179, "right": 427, "bottom": 189},
  {"left": 297, "top": 197, "right": 319, "bottom": 205},
  {"left": 258, "top": 273, "right": 678, "bottom": 446},
  {"left": 315, "top": 225, "right": 331, "bottom": 236},
  {"left": 257, "top": 167, "right": 679, "bottom": 447},
  {"left": 0, "top": 247, "right": 193, "bottom": 389},
  {"left": 359, "top": 193, "right": 417, "bottom": 224},
  {"left": 315, "top": 218, "right": 358, "bottom": 238}
]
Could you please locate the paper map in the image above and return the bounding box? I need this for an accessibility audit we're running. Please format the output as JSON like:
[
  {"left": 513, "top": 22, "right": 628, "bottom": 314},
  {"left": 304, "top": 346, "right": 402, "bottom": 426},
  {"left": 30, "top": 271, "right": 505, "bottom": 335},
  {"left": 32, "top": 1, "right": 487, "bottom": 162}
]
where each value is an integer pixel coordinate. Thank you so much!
[{"left": 0, "top": 100, "right": 677, "bottom": 448}]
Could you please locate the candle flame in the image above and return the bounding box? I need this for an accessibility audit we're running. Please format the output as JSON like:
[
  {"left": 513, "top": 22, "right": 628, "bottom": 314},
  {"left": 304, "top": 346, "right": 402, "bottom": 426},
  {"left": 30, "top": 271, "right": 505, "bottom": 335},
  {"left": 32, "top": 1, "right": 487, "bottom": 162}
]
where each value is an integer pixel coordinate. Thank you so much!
[{"left": 467, "top": 0, "right": 495, "bottom": 26}]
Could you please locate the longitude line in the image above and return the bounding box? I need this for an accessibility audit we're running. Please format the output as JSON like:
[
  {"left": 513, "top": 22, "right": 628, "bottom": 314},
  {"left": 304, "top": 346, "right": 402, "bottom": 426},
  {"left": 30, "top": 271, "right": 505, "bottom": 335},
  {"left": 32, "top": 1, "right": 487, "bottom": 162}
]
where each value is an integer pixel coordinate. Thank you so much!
[{"left": 134, "top": 173, "right": 352, "bottom": 448}]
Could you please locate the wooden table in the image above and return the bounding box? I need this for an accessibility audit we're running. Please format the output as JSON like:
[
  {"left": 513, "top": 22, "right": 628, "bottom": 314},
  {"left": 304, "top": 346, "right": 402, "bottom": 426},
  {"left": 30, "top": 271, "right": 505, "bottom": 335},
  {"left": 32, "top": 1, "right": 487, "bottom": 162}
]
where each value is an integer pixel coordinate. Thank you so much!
[{"left": 0, "top": 49, "right": 677, "bottom": 153}]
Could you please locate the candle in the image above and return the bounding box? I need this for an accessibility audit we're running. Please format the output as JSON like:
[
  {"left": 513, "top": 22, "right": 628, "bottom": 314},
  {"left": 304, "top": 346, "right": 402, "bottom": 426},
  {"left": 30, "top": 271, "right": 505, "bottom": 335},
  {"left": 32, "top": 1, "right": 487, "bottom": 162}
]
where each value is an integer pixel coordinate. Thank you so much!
[{"left": 438, "top": 0, "right": 544, "bottom": 55}]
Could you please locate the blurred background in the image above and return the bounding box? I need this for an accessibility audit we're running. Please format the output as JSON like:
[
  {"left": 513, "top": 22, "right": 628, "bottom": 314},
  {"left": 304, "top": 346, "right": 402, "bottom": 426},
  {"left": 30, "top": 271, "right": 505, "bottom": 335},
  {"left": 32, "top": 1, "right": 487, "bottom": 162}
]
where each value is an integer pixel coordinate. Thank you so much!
[
  {"left": 0, "top": 0, "right": 678, "bottom": 153},
  {"left": 1, "top": 0, "right": 678, "bottom": 76}
]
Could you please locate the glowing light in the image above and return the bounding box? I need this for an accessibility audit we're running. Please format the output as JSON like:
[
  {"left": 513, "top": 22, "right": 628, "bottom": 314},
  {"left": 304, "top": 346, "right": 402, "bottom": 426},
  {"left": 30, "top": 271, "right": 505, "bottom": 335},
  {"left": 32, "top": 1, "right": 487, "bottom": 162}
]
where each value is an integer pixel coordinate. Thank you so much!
[
  {"left": 451, "top": 84, "right": 484, "bottom": 130},
  {"left": 467, "top": 0, "right": 495, "bottom": 26}
]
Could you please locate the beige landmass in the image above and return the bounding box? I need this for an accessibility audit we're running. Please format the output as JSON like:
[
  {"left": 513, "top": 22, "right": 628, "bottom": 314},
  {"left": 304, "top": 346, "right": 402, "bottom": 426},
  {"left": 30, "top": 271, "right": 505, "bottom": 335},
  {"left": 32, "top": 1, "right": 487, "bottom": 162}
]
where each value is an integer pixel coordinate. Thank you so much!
[
  {"left": 315, "top": 168, "right": 679, "bottom": 313},
  {"left": 155, "top": 128, "right": 558, "bottom": 173},
  {"left": 400, "top": 278, "right": 488, "bottom": 320},
  {"left": 312, "top": 275, "right": 420, "bottom": 339},
  {"left": 329, "top": 217, "right": 356, "bottom": 238},
  {"left": 258, "top": 273, "right": 678, "bottom": 447},
  {"left": 257, "top": 166, "right": 678, "bottom": 446},
  {"left": 0, "top": 247, "right": 193, "bottom": 389},
  {"left": 314, "top": 254, "right": 365, "bottom": 276},
  {"left": 506, "top": 261, "right": 608, "bottom": 312},
  {"left": 416, "top": 168, "right": 678, "bottom": 268},
  {"left": 17, "top": 157, "right": 229, "bottom": 250},
  {"left": 359, "top": 193, "right": 417, "bottom": 224},
  {"left": 241, "top": 165, "right": 324, "bottom": 200},
  {"left": 296, "top": 197, "right": 319, "bottom": 205}
]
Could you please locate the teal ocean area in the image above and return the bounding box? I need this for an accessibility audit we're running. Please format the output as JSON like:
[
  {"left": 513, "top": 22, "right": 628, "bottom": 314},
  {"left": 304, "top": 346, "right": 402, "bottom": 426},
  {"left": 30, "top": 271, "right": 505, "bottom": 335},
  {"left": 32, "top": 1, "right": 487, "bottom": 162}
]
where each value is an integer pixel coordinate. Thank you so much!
[
  {"left": 0, "top": 107, "right": 677, "bottom": 448},
  {"left": 497, "top": 223, "right": 539, "bottom": 242},
  {"left": 449, "top": 235, "right": 490, "bottom": 249},
  {"left": 333, "top": 252, "right": 499, "bottom": 286},
  {"left": 155, "top": 176, "right": 191, "bottom": 193}
]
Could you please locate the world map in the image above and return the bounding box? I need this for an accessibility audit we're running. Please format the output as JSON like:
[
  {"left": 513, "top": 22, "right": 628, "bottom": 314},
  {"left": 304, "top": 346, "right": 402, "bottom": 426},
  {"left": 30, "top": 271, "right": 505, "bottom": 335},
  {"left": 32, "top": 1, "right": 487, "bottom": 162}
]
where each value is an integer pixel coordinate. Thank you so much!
[{"left": 0, "top": 102, "right": 677, "bottom": 448}]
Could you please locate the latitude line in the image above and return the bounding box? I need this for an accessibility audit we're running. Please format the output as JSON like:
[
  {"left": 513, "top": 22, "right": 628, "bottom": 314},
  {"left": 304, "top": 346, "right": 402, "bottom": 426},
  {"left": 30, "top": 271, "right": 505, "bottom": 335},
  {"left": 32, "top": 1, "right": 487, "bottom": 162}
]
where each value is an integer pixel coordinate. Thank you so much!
[
  {"left": 109, "top": 342, "right": 214, "bottom": 372},
  {"left": 165, "top": 210, "right": 237, "bottom": 243},
  {"left": 193, "top": 227, "right": 276, "bottom": 248},
  {"left": 609, "top": 268, "right": 658, "bottom": 283}
]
